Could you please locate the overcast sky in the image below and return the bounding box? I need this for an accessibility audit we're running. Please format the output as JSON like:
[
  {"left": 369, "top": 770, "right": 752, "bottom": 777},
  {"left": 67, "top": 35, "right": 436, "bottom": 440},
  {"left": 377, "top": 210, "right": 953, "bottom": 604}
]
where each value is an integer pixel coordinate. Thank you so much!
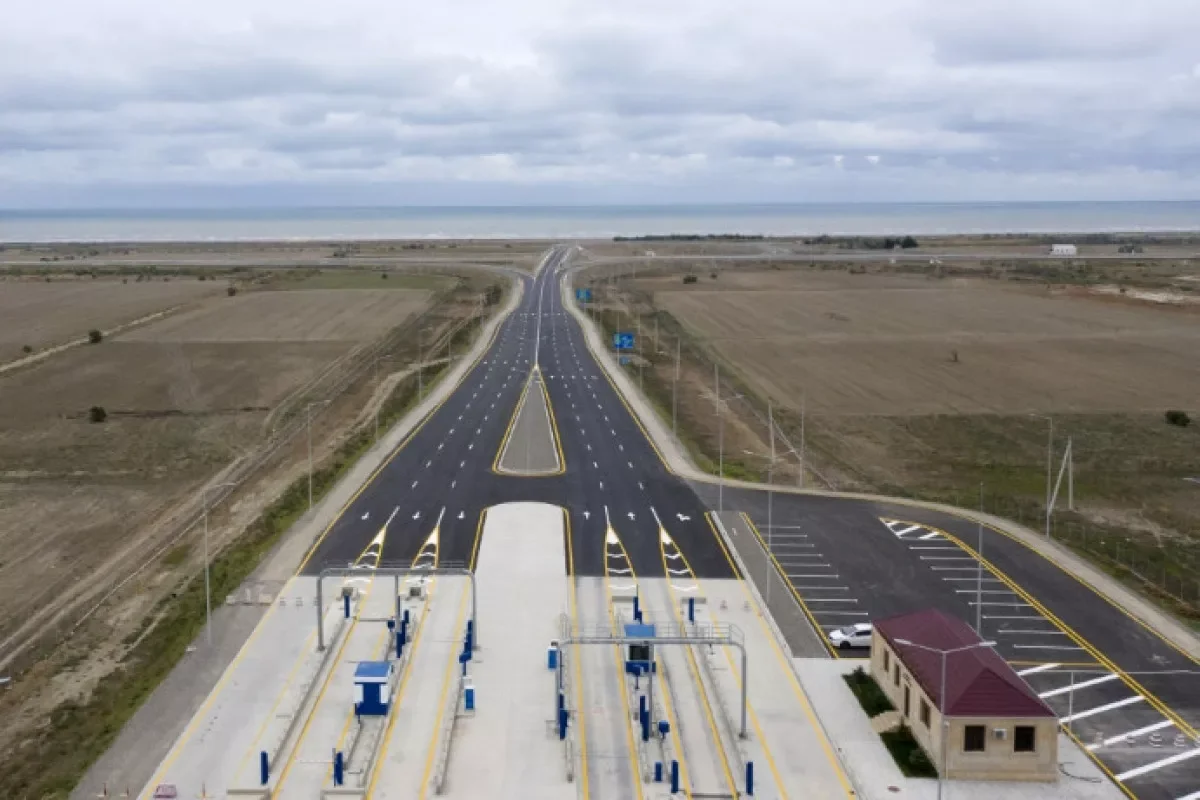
[{"left": 2, "top": 0, "right": 1199, "bottom": 208}]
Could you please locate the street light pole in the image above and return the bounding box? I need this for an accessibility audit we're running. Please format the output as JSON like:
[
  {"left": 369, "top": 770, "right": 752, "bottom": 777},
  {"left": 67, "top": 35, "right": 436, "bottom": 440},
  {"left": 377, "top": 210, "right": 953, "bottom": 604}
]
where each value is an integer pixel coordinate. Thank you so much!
[
  {"left": 202, "top": 481, "right": 238, "bottom": 647},
  {"left": 767, "top": 399, "right": 775, "bottom": 605},
  {"left": 1045, "top": 416, "right": 1053, "bottom": 538},
  {"left": 715, "top": 363, "right": 724, "bottom": 513},
  {"left": 305, "top": 401, "right": 329, "bottom": 511},
  {"left": 672, "top": 337, "right": 680, "bottom": 440},
  {"left": 976, "top": 482, "right": 984, "bottom": 635},
  {"left": 799, "top": 391, "right": 807, "bottom": 489},
  {"left": 894, "top": 638, "right": 997, "bottom": 800}
]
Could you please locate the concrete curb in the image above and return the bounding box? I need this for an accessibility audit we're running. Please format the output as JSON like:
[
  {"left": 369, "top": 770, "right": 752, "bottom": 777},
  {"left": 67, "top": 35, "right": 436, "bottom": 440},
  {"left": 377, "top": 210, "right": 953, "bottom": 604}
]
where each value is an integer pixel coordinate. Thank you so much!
[{"left": 562, "top": 262, "right": 1200, "bottom": 664}]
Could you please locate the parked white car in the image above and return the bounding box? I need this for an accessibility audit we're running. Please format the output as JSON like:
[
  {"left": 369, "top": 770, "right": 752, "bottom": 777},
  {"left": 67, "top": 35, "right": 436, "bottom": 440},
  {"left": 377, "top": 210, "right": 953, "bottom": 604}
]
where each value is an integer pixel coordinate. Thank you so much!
[{"left": 828, "top": 623, "right": 873, "bottom": 650}]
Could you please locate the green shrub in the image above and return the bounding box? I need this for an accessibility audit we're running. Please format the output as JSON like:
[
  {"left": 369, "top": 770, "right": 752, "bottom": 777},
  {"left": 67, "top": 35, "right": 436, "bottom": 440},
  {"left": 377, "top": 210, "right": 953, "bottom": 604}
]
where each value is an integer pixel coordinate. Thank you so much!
[
  {"left": 881, "top": 723, "right": 938, "bottom": 778},
  {"left": 87, "top": 329, "right": 102, "bottom": 344},
  {"left": 843, "top": 667, "right": 895, "bottom": 718},
  {"left": 88, "top": 406, "right": 107, "bottom": 423},
  {"left": 682, "top": 275, "right": 698, "bottom": 284},
  {"left": 1165, "top": 410, "right": 1191, "bottom": 427}
]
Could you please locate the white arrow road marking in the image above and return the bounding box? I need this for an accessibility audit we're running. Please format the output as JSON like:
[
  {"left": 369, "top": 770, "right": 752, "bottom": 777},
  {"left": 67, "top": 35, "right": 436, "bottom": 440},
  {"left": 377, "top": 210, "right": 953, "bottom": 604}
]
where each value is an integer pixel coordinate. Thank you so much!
[
  {"left": 449, "top": 428, "right": 455, "bottom": 435},
  {"left": 638, "top": 482, "right": 644, "bottom": 490},
  {"left": 586, "top": 444, "right": 592, "bottom": 451},
  {"left": 604, "top": 506, "right": 611, "bottom": 526},
  {"left": 460, "top": 460, "right": 466, "bottom": 468},
  {"left": 677, "top": 513, "right": 691, "bottom": 522},
  {"left": 411, "top": 480, "right": 419, "bottom": 489},
  {"left": 386, "top": 506, "right": 400, "bottom": 525},
  {"left": 361, "top": 512, "right": 370, "bottom": 521},
  {"left": 458, "top": 511, "right": 465, "bottom": 520},
  {"left": 468, "top": 443, "right": 474, "bottom": 450},
  {"left": 438, "top": 443, "right": 444, "bottom": 450},
  {"left": 451, "top": 480, "right": 457, "bottom": 489},
  {"left": 413, "top": 510, "right": 421, "bottom": 520},
  {"left": 425, "top": 460, "right": 431, "bottom": 468},
  {"left": 627, "top": 511, "right": 636, "bottom": 520},
  {"left": 593, "top": 461, "right": 599, "bottom": 468},
  {"left": 628, "top": 461, "right": 634, "bottom": 469},
  {"left": 599, "top": 481, "right": 604, "bottom": 490},
  {"left": 618, "top": 444, "right": 624, "bottom": 451},
  {"left": 583, "top": 510, "right": 591, "bottom": 520}
]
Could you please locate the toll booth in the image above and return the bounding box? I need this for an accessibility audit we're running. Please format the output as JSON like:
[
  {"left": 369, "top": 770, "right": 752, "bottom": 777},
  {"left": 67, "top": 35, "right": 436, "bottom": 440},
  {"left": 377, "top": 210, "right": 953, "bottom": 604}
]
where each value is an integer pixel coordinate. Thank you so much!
[
  {"left": 354, "top": 661, "right": 394, "bottom": 716},
  {"left": 624, "top": 622, "right": 657, "bottom": 674}
]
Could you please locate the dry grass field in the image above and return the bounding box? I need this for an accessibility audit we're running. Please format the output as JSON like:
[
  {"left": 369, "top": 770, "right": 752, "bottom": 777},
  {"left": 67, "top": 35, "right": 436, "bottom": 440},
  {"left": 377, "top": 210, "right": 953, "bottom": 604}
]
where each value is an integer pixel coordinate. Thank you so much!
[
  {"left": 0, "top": 277, "right": 219, "bottom": 356},
  {"left": 593, "top": 264, "right": 1200, "bottom": 621},
  {"left": 655, "top": 273, "right": 1200, "bottom": 416},
  {"left": 0, "top": 284, "right": 432, "bottom": 645},
  {"left": 118, "top": 288, "right": 431, "bottom": 343}
]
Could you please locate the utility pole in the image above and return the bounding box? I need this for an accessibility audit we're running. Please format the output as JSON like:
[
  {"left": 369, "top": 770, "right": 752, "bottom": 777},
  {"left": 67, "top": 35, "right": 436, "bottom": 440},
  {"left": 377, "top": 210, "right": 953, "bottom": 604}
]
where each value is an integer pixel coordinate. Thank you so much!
[
  {"left": 716, "top": 363, "right": 724, "bottom": 513},
  {"left": 306, "top": 400, "right": 329, "bottom": 510},
  {"left": 418, "top": 327, "right": 424, "bottom": 402},
  {"left": 672, "top": 338, "right": 680, "bottom": 440},
  {"left": 767, "top": 400, "right": 775, "bottom": 606},
  {"left": 636, "top": 315, "right": 643, "bottom": 390},
  {"left": 976, "top": 482, "right": 984, "bottom": 635},
  {"left": 1045, "top": 417, "right": 1053, "bottom": 538},
  {"left": 799, "top": 392, "right": 807, "bottom": 489}
]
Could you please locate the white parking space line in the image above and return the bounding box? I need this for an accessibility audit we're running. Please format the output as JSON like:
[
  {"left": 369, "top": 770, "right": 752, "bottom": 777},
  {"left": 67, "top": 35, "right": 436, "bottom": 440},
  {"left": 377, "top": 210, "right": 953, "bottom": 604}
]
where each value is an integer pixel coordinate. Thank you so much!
[
  {"left": 789, "top": 573, "right": 839, "bottom": 579},
  {"left": 802, "top": 598, "right": 859, "bottom": 603},
  {"left": 1039, "top": 673, "right": 1119, "bottom": 698},
  {"left": 1017, "top": 663, "right": 1061, "bottom": 676},
  {"left": 918, "top": 532, "right": 943, "bottom": 540},
  {"left": 920, "top": 556, "right": 978, "bottom": 561},
  {"left": 891, "top": 524, "right": 922, "bottom": 536},
  {"left": 812, "top": 610, "right": 869, "bottom": 616},
  {"left": 955, "top": 590, "right": 1018, "bottom": 595},
  {"left": 1176, "top": 791, "right": 1200, "bottom": 800},
  {"left": 910, "top": 546, "right": 962, "bottom": 550},
  {"left": 997, "top": 629, "right": 1068, "bottom": 635},
  {"left": 943, "top": 576, "right": 1002, "bottom": 581},
  {"left": 1061, "top": 695, "right": 1144, "bottom": 723},
  {"left": 932, "top": 566, "right": 981, "bottom": 571},
  {"left": 1115, "top": 747, "right": 1200, "bottom": 782},
  {"left": 1011, "top": 644, "right": 1083, "bottom": 651},
  {"left": 793, "top": 586, "right": 851, "bottom": 591}
]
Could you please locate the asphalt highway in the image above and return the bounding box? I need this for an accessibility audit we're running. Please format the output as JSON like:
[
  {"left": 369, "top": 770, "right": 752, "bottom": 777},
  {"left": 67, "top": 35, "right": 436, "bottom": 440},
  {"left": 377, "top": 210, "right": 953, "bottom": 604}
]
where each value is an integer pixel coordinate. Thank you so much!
[{"left": 302, "top": 246, "right": 733, "bottom": 578}]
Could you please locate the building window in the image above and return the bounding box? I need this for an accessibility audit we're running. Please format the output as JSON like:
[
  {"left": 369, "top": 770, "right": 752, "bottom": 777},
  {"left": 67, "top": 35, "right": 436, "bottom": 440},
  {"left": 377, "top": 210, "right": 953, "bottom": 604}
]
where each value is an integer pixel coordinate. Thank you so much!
[
  {"left": 903, "top": 686, "right": 911, "bottom": 717},
  {"left": 883, "top": 649, "right": 890, "bottom": 672},
  {"left": 963, "top": 725, "right": 986, "bottom": 752},
  {"left": 919, "top": 699, "right": 931, "bottom": 727},
  {"left": 1014, "top": 726, "right": 1036, "bottom": 753},
  {"left": 894, "top": 664, "right": 900, "bottom": 686}
]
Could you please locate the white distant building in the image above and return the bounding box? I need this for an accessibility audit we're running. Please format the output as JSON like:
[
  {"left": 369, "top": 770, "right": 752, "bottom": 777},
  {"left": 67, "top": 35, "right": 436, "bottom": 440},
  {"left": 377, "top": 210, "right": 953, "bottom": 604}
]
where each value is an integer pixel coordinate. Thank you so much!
[{"left": 1049, "top": 244, "right": 1077, "bottom": 257}]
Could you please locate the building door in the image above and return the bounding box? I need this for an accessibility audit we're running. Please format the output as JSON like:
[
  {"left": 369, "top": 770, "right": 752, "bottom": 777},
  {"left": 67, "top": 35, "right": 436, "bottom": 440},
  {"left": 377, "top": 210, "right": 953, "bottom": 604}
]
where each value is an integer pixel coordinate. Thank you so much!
[{"left": 903, "top": 686, "right": 911, "bottom": 717}]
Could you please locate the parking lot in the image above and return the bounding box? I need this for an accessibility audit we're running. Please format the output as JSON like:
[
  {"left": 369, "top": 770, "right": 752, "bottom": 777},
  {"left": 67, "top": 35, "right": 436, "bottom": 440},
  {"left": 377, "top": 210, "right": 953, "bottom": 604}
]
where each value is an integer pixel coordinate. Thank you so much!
[{"left": 732, "top": 497, "right": 1200, "bottom": 800}]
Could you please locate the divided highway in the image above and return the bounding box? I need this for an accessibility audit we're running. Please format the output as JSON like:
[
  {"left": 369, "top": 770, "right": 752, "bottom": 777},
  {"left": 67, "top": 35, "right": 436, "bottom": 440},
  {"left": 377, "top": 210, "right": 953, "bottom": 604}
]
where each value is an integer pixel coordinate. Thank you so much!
[{"left": 302, "top": 246, "right": 731, "bottom": 578}]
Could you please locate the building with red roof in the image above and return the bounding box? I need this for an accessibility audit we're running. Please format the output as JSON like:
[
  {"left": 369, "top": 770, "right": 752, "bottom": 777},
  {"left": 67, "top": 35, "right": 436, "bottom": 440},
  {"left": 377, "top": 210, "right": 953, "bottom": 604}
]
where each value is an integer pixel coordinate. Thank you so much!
[{"left": 870, "top": 608, "right": 1059, "bottom": 782}]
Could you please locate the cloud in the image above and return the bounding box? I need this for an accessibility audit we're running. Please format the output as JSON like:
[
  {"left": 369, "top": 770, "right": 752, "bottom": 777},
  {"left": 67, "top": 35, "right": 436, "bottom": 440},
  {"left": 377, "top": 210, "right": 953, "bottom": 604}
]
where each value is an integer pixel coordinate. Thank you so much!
[{"left": 2, "top": 0, "right": 1200, "bottom": 206}]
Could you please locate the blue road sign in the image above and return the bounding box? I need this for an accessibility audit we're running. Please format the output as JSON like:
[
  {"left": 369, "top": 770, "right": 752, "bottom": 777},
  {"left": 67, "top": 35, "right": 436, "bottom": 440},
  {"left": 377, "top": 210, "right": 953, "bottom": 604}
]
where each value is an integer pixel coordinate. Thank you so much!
[
  {"left": 613, "top": 332, "right": 635, "bottom": 351},
  {"left": 575, "top": 288, "right": 593, "bottom": 302},
  {"left": 618, "top": 355, "right": 632, "bottom": 366}
]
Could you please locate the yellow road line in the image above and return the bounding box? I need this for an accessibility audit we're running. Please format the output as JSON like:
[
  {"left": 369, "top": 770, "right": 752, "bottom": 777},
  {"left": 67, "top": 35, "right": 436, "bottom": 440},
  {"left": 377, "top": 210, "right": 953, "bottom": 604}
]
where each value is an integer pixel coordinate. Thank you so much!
[
  {"left": 491, "top": 369, "right": 534, "bottom": 473},
  {"left": 658, "top": 533, "right": 740, "bottom": 798},
  {"left": 417, "top": 582, "right": 471, "bottom": 799},
  {"left": 740, "top": 513, "right": 840, "bottom": 659},
  {"left": 705, "top": 512, "right": 858, "bottom": 798},
  {"left": 138, "top": 580, "right": 290, "bottom": 799},
  {"left": 932, "top": 508, "right": 1200, "bottom": 668},
  {"left": 296, "top": 289, "right": 515, "bottom": 574},
  {"left": 364, "top": 511, "right": 479, "bottom": 798},
  {"left": 564, "top": 509, "right": 591, "bottom": 799},
  {"left": 895, "top": 518, "right": 1199, "bottom": 742},
  {"left": 608, "top": 521, "right": 693, "bottom": 799},
  {"left": 601, "top": 526, "right": 645, "bottom": 800},
  {"left": 540, "top": 367, "right": 568, "bottom": 474},
  {"left": 272, "top": 531, "right": 388, "bottom": 793}
]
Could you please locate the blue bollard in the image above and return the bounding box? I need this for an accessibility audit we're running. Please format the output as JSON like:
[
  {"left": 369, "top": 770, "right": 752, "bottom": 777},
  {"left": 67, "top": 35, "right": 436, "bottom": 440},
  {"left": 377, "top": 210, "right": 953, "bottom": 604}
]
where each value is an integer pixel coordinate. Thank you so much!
[
  {"left": 688, "top": 597, "right": 695, "bottom": 623},
  {"left": 639, "top": 695, "right": 647, "bottom": 718},
  {"left": 259, "top": 751, "right": 269, "bottom": 786},
  {"left": 633, "top": 593, "right": 640, "bottom": 622},
  {"left": 641, "top": 710, "right": 650, "bottom": 742},
  {"left": 547, "top": 646, "right": 558, "bottom": 669},
  {"left": 558, "top": 692, "right": 565, "bottom": 712},
  {"left": 333, "top": 751, "right": 344, "bottom": 786},
  {"left": 746, "top": 761, "right": 754, "bottom": 796},
  {"left": 464, "top": 684, "right": 475, "bottom": 711},
  {"left": 403, "top": 608, "right": 410, "bottom": 624},
  {"left": 400, "top": 621, "right": 408, "bottom": 647},
  {"left": 343, "top": 593, "right": 351, "bottom": 619},
  {"left": 654, "top": 761, "right": 663, "bottom": 783},
  {"left": 658, "top": 719, "right": 670, "bottom": 740},
  {"left": 670, "top": 760, "right": 680, "bottom": 794},
  {"left": 387, "top": 617, "right": 395, "bottom": 631},
  {"left": 558, "top": 707, "right": 569, "bottom": 740},
  {"left": 396, "top": 632, "right": 404, "bottom": 659}
]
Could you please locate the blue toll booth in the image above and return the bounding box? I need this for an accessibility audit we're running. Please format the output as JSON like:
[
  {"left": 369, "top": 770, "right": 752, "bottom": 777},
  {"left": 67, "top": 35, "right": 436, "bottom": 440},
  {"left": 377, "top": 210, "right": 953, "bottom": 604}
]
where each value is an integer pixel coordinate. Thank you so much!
[
  {"left": 354, "top": 661, "right": 394, "bottom": 716},
  {"left": 624, "top": 622, "right": 657, "bottom": 674}
]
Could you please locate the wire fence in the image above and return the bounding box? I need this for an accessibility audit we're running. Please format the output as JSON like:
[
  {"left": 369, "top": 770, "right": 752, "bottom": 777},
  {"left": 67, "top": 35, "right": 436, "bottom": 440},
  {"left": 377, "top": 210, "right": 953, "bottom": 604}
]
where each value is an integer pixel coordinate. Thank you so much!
[{"left": 582, "top": 274, "right": 1200, "bottom": 624}]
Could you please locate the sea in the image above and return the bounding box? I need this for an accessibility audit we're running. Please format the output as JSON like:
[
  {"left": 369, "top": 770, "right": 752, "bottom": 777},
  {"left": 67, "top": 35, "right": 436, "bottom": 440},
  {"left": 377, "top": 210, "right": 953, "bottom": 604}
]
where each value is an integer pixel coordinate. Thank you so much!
[{"left": 1, "top": 201, "right": 1199, "bottom": 243}]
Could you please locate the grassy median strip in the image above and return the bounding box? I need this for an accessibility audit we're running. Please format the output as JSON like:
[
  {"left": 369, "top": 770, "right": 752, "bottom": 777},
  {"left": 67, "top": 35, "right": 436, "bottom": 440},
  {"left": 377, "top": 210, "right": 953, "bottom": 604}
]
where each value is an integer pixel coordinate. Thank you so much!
[
  {"left": 843, "top": 668, "right": 937, "bottom": 779},
  {"left": 0, "top": 304, "right": 493, "bottom": 799}
]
